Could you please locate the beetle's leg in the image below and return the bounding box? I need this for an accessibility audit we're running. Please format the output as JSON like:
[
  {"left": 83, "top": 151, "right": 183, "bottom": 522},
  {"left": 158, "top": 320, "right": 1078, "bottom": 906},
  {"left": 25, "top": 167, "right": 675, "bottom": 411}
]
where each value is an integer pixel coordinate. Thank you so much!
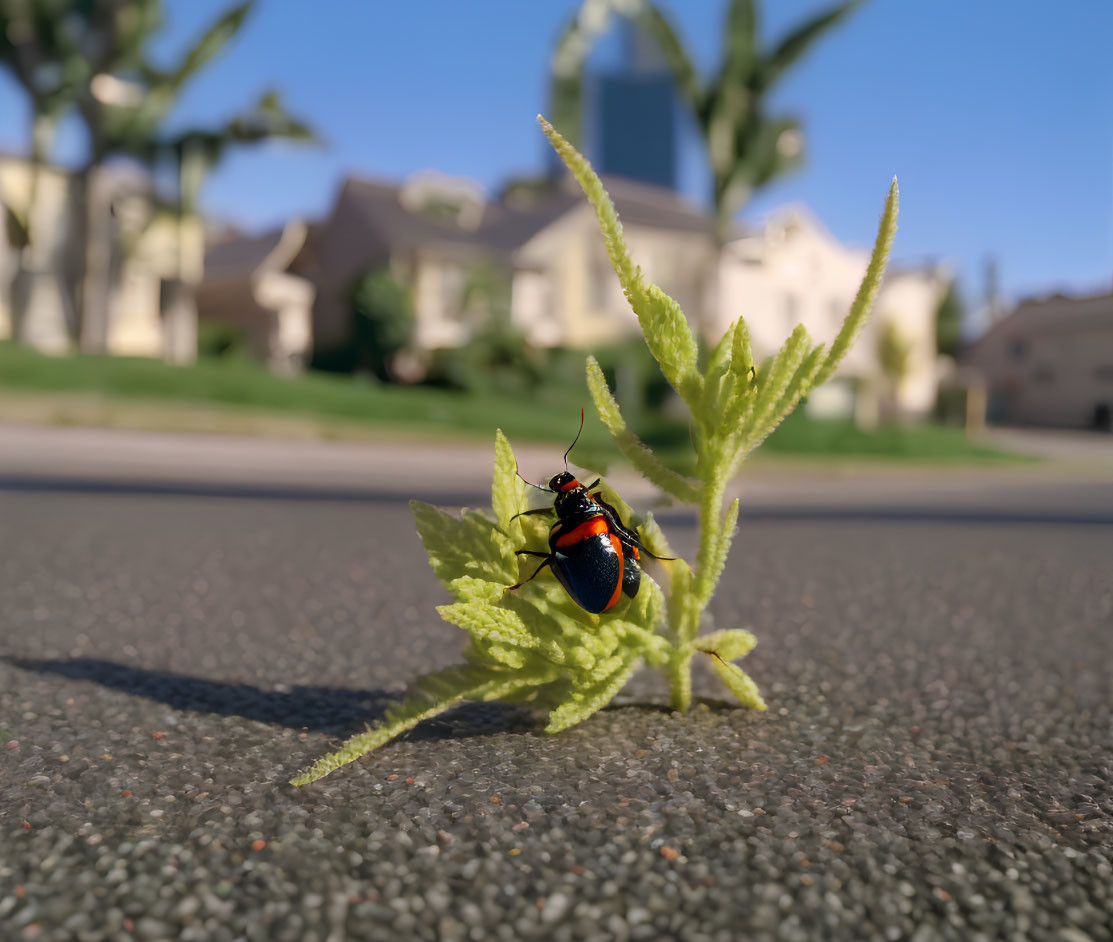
[
  {"left": 506, "top": 553, "right": 553, "bottom": 592},
  {"left": 590, "top": 496, "right": 678, "bottom": 562},
  {"left": 510, "top": 508, "right": 553, "bottom": 522},
  {"left": 632, "top": 543, "right": 676, "bottom": 562}
]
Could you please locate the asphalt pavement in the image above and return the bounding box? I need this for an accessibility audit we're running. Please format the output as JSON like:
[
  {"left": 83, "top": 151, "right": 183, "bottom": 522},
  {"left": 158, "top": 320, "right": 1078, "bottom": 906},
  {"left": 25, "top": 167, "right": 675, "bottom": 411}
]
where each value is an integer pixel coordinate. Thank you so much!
[{"left": 1, "top": 426, "right": 1112, "bottom": 940}]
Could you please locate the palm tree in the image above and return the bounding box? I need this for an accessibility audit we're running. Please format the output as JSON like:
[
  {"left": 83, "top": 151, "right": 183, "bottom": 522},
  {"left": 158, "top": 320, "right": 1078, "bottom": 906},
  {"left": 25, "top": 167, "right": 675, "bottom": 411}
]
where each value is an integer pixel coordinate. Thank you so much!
[
  {"left": 1, "top": 0, "right": 314, "bottom": 357},
  {"left": 136, "top": 89, "right": 316, "bottom": 362},
  {"left": 0, "top": 0, "right": 86, "bottom": 342},
  {"left": 71, "top": 0, "right": 255, "bottom": 353},
  {"left": 550, "top": 0, "right": 863, "bottom": 241}
]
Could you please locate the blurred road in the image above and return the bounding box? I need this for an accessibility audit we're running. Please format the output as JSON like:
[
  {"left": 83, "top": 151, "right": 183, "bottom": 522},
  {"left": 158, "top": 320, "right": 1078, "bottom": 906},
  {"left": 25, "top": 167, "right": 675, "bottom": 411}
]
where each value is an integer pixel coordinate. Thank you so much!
[
  {"left": 2, "top": 425, "right": 1112, "bottom": 939},
  {"left": 1, "top": 422, "right": 1112, "bottom": 520}
]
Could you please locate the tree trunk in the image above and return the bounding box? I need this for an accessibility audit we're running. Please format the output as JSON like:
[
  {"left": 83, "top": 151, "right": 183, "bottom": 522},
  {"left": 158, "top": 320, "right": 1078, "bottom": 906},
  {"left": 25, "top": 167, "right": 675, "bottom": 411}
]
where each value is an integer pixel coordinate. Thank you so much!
[
  {"left": 77, "top": 164, "right": 113, "bottom": 353},
  {"left": 10, "top": 115, "right": 44, "bottom": 338}
]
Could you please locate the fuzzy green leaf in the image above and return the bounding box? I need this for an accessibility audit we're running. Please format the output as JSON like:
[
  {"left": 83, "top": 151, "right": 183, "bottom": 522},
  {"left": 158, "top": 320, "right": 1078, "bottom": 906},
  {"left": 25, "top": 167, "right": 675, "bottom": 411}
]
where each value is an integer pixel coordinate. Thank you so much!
[
  {"left": 745, "top": 324, "right": 811, "bottom": 437},
  {"left": 545, "top": 655, "right": 639, "bottom": 733},
  {"left": 446, "top": 575, "right": 505, "bottom": 604},
  {"left": 644, "top": 284, "right": 704, "bottom": 405},
  {"left": 729, "top": 315, "right": 755, "bottom": 380},
  {"left": 587, "top": 356, "right": 700, "bottom": 503},
  {"left": 437, "top": 601, "right": 547, "bottom": 656},
  {"left": 412, "top": 500, "right": 515, "bottom": 586},
  {"left": 692, "top": 628, "right": 758, "bottom": 662},
  {"left": 290, "top": 665, "right": 526, "bottom": 785},
  {"left": 812, "top": 177, "right": 900, "bottom": 387},
  {"left": 733, "top": 342, "right": 827, "bottom": 473},
  {"left": 637, "top": 512, "right": 676, "bottom": 561},
  {"left": 705, "top": 317, "right": 739, "bottom": 384},
  {"left": 492, "top": 429, "right": 526, "bottom": 543},
  {"left": 706, "top": 653, "right": 767, "bottom": 711},
  {"left": 541, "top": 116, "right": 702, "bottom": 405}
]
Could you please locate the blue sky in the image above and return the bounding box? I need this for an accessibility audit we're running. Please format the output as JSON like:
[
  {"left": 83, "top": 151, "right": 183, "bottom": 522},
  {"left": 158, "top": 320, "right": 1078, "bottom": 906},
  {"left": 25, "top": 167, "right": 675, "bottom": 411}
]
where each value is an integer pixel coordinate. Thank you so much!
[{"left": 1, "top": 0, "right": 1110, "bottom": 326}]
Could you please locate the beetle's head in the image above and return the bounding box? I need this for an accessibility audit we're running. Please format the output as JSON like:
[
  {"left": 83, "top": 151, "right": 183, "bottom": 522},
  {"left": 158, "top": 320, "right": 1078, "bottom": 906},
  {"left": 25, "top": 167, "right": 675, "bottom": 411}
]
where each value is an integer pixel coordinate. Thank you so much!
[{"left": 548, "top": 471, "right": 579, "bottom": 493}]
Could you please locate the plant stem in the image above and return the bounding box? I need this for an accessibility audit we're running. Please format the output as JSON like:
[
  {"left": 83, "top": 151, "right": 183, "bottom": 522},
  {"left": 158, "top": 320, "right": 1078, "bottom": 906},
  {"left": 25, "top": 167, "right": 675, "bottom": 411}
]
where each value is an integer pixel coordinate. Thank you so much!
[
  {"left": 664, "top": 453, "right": 730, "bottom": 712},
  {"left": 693, "top": 469, "right": 727, "bottom": 616},
  {"left": 666, "top": 648, "right": 693, "bottom": 712}
]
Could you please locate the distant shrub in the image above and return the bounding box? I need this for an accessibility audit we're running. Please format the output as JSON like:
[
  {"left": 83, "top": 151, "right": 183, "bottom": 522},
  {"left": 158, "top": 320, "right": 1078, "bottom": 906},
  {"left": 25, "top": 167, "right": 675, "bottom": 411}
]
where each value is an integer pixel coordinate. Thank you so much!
[
  {"left": 197, "top": 320, "right": 248, "bottom": 360},
  {"left": 350, "top": 269, "right": 415, "bottom": 382}
]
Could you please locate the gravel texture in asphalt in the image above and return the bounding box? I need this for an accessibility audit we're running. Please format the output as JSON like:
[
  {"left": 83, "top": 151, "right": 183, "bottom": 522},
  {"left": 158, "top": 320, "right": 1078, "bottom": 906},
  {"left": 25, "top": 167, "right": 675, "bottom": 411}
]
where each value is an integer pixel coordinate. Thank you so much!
[{"left": 1, "top": 485, "right": 1112, "bottom": 941}]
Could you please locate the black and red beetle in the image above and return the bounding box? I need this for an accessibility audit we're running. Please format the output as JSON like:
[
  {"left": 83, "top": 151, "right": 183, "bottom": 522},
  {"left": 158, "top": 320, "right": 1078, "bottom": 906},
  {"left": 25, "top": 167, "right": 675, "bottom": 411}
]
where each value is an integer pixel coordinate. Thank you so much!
[{"left": 505, "top": 411, "right": 671, "bottom": 614}]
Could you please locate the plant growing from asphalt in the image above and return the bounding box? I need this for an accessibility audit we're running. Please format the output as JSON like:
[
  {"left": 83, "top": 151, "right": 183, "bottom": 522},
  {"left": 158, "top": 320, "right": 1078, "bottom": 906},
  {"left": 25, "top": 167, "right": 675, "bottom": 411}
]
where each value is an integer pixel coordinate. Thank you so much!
[{"left": 290, "top": 116, "right": 898, "bottom": 785}]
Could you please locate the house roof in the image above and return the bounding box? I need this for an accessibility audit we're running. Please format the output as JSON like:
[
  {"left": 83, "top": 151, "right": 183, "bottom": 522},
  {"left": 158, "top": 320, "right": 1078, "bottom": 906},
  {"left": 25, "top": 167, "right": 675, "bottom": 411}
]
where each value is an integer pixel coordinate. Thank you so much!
[
  {"left": 205, "top": 228, "right": 287, "bottom": 277},
  {"left": 340, "top": 177, "right": 492, "bottom": 253},
  {"left": 595, "top": 174, "right": 718, "bottom": 237},
  {"left": 963, "top": 291, "right": 1113, "bottom": 359},
  {"left": 329, "top": 171, "right": 720, "bottom": 259},
  {"left": 203, "top": 221, "right": 310, "bottom": 282}
]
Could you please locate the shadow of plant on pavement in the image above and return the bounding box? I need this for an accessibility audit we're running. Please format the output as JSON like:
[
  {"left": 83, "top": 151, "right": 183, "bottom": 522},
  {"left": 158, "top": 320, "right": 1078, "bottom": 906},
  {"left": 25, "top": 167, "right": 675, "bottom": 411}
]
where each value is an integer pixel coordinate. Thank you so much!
[{"left": 1, "top": 656, "right": 536, "bottom": 740}]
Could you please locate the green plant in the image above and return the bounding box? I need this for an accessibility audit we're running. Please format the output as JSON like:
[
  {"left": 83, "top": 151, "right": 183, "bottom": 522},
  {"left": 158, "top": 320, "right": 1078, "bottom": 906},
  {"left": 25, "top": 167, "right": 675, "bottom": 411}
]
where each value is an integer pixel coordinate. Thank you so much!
[
  {"left": 349, "top": 268, "right": 415, "bottom": 382},
  {"left": 289, "top": 116, "right": 898, "bottom": 786},
  {"left": 196, "top": 319, "right": 249, "bottom": 360},
  {"left": 935, "top": 277, "right": 964, "bottom": 358}
]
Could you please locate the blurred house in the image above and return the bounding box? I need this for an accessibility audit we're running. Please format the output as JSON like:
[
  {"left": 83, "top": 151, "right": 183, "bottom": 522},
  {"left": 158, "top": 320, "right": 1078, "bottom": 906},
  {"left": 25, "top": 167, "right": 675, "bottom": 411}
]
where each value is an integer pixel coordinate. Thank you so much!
[
  {"left": 719, "top": 207, "right": 948, "bottom": 420},
  {"left": 196, "top": 221, "right": 315, "bottom": 375},
  {"left": 237, "top": 168, "right": 945, "bottom": 412},
  {"left": 961, "top": 291, "right": 1113, "bottom": 430},
  {"left": 0, "top": 153, "right": 188, "bottom": 362},
  {"left": 293, "top": 171, "right": 719, "bottom": 364}
]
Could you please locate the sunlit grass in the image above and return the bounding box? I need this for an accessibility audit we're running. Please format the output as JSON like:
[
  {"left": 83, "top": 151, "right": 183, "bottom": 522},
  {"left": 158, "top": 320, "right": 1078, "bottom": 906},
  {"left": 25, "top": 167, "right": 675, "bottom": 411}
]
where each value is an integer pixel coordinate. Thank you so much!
[{"left": 0, "top": 342, "right": 1020, "bottom": 464}]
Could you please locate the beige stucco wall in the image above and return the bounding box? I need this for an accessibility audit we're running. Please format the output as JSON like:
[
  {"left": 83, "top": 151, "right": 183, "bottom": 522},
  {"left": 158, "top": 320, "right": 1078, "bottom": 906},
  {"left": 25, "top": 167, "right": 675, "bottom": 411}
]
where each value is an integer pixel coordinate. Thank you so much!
[
  {"left": 720, "top": 211, "right": 877, "bottom": 371},
  {"left": 965, "top": 295, "right": 1113, "bottom": 428},
  {"left": 720, "top": 209, "right": 945, "bottom": 417},
  {"left": 0, "top": 157, "right": 184, "bottom": 360},
  {"left": 875, "top": 273, "right": 945, "bottom": 415},
  {"left": 412, "top": 252, "right": 470, "bottom": 349},
  {"left": 107, "top": 214, "right": 180, "bottom": 358},
  {"left": 511, "top": 205, "right": 717, "bottom": 350},
  {"left": 0, "top": 159, "right": 76, "bottom": 352}
]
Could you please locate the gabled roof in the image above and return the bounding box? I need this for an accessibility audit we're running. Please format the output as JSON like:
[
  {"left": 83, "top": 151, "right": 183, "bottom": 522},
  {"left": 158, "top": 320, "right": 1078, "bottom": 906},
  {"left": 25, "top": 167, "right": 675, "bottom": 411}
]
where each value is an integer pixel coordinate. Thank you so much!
[
  {"left": 205, "top": 227, "right": 287, "bottom": 277},
  {"left": 203, "top": 221, "right": 310, "bottom": 283},
  {"left": 477, "top": 193, "right": 581, "bottom": 253},
  {"left": 964, "top": 291, "right": 1113, "bottom": 359},
  {"left": 328, "top": 171, "right": 719, "bottom": 259},
  {"left": 340, "top": 177, "right": 491, "bottom": 252}
]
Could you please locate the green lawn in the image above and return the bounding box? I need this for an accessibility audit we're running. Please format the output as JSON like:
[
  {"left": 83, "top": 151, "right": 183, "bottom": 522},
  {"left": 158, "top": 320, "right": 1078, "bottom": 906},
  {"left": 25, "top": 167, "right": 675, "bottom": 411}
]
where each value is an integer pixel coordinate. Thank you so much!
[
  {"left": 0, "top": 342, "right": 614, "bottom": 447},
  {"left": 761, "top": 411, "right": 1022, "bottom": 462},
  {"left": 0, "top": 342, "right": 1021, "bottom": 465}
]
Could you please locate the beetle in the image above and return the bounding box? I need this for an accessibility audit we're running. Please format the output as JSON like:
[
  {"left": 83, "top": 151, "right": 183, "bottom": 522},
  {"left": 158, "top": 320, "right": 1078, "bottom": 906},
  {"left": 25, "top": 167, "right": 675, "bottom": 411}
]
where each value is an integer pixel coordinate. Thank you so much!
[{"left": 505, "top": 410, "right": 672, "bottom": 614}]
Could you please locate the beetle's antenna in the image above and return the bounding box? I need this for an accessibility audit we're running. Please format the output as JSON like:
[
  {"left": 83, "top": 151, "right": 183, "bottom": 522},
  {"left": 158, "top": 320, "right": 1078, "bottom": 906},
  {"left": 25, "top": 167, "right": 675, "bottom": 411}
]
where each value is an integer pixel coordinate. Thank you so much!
[
  {"left": 563, "top": 408, "right": 585, "bottom": 470},
  {"left": 516, "top": 466, "right": 551, "bottom": 492}
]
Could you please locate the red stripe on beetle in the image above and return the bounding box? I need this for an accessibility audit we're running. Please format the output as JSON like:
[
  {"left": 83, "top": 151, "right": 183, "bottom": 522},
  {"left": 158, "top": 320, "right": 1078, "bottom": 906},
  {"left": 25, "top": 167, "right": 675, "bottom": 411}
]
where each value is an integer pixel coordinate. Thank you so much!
[
  {"left": 557, "top": 479, "right": 581, "bottom": 492},
  {"left": 602, "top": 534, "right": 625, "bottom": 611},
  {"left": 554, "top": 516, "right": 608, "bottom": 548}
]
